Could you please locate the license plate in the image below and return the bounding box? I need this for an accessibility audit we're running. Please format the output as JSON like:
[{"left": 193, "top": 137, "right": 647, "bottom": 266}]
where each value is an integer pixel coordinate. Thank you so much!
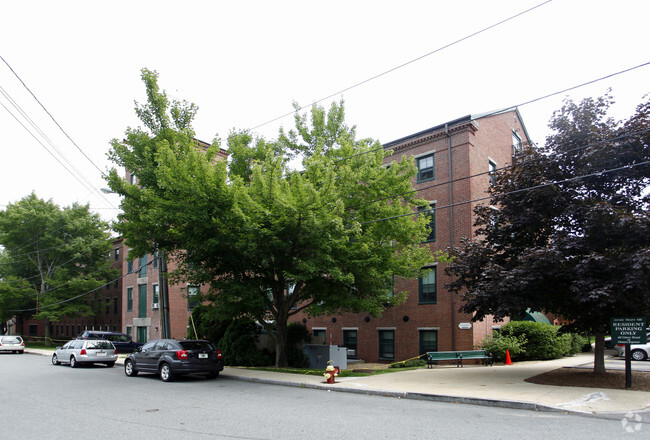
[
  {"left": 199, "top": 353, "right": 208, "bottom": 359},
  {"left": 96, "top": 352, "right": 106, "bottom": 357}
]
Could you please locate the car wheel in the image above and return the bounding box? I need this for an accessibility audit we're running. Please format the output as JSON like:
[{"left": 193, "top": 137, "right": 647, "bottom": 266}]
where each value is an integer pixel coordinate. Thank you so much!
[
  {"left": 106, "top": 362, "right": 115, "bottom": 368},
  {"left": 70, "top": 356, "right": 78, "bottom": 368},
  {"left": 159, "top": 363, "right": 174, "bottom": 382},
  {"left": 124, "top": 359, "right": 138, "bottom": 377},
  {"left": 206, "top": 371, "right": 219, "bottom": 379},
  {"left": 631, "top": 349, "right": 648, "bottom": 361},
  {"left": 52, "top": 354, "right": 60, "bottom": 365}
]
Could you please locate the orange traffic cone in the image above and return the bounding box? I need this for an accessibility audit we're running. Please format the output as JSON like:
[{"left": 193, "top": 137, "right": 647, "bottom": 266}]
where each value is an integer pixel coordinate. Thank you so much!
[{"left": 505, "top": 349, "right": 512, "bottom": 365}]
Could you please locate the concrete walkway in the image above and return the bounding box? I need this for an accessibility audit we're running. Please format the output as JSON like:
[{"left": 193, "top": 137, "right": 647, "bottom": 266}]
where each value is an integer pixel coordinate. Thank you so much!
[{"left": 26, "top": 349, "right": 650, "bottom": 416}]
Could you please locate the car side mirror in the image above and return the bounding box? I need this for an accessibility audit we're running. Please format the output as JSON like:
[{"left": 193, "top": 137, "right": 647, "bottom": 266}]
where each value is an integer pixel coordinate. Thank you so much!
[{"left": 55, "top": 346, "right": 62, "bottom": 350}]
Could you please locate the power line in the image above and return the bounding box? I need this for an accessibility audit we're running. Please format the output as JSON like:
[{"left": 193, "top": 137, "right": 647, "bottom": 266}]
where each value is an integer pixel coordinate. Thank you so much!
[
  {"left": 0, "top": 56, "right": 117, "bottom": 210},
  {"left": 246, "top": 0, "right": 554, "bottom": 133},
  {"left": 334, "top": 61, "right": 650, "bottom": 165},
  {"left": 348, "top": 128, "right": 650, "bottom": 212},
  {"left": 0, "top": 55, "right": 106, "bottom": 177},
  {"left": 7, "top": 259, "right": 154, "bottom": 312},
  {"left": 360, "top": 160, "right": 650, "bottom": 226}
]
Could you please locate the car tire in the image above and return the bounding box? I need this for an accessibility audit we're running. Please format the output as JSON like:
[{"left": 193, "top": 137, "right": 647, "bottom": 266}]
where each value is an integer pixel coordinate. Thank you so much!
[
  {"left": 207, "top": 371, "right": 220, "bottom": 379},
  {"left": 124, "top": 359, "right": 138, "bottom": 377},
  {"left": 159, "top": 362, "right": 174, "bottom": 382},
  {"left": 631, "top": 349, "right": 648, "bottom": 361},
  {"left": 106, "top": 362, "right": 115, "bottom": 368},
  {"left": 70, "top": 356, "right": 78, "bottom": 368},
  {"left": 52, "top": 354, "right": 60, "bottom": 365}
]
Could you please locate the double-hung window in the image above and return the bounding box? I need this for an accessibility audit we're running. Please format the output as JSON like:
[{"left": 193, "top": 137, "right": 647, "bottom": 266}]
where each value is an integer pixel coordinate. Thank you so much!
[
  {"left": 418, "top": 203, "right": 436, "bottom": 242},
  {"left": 512, "top": 131, "right": 522, "bottom": 155},
  {"left": 418, "top": 266, "right": 437, "bottom": 304},
  {"left": 378, "top": 330, "right": 395, "bottom": 360},
  {"left": 417, "top": 154, "right": 434, "bottom": 182},
  {"left": 187, "top": 285, "right": 200, "bottom": 311}
]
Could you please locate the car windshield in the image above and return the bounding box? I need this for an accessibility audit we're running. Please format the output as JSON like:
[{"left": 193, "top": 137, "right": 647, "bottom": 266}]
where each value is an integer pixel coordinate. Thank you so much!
[
  {"left": 86, "top": 341, "right": 114, "bottom": 350},
  {"left": 179, "top": 341, "right": 214, "bottom": 351}
]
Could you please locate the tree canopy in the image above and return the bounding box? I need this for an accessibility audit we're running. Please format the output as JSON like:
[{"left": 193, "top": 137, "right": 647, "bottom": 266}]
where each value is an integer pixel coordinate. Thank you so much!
[
  {"left": 107, "top": 69, "right": 437, "bottom": 366},
  {"left": 446, "top": 94, "right": 650, "bottom": 372},
  {"left": 0, "top": 193, "right": 115, "bottom": 342}
]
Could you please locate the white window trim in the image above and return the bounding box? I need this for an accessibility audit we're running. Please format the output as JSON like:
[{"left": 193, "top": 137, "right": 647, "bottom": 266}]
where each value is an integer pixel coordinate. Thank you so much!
[{"left": 414, "top": 149, "right": 436, "bottom": 159}]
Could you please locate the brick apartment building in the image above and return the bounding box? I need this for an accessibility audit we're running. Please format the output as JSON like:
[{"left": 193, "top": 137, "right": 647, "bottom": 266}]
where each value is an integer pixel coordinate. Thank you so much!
[{"left": 290, "top": 108, "right": 532, "bottom": 363}]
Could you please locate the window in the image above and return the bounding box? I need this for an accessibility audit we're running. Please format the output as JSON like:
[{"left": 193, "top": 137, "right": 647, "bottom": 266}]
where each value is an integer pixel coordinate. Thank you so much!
[
  {"left": 152, "top": 284, "right": 159, "bottom": 307},
  {"left": 153, "top": 251, "right": 159, "bottom": 269},
  {"left": 417, "top": 203, "right": 436, "bottom": 242},
  {"left": 312, "top": 329, "right": 326, "bottom": 344},
  {"left": 417, "top": 154, "right": 434, "bottom": 182},
  {"left": 114, "top": 248, "right": 120, "bottom": 261},
  {"left": 113, "top": 297, "right": 118, "bottom": 314},
  {"left": 187, "top": 285, "right": 200, "bottom": 311},
  {"left": 129, "top": 173, "right": 136, "bottom": 185},
  {"left": 105, "top": 298, "right": 110, "bottom": 315},
  {"left": 418, "top": 266, "right": 437, "bottom": 304},
  {"left": 127, "top": 260, "right": 133, "bottom": 273},
  {"left": 378, "top": 330, "right": 395, "bottom": 360},
  {"left": 126, "top": 326, "right": 132, "bottom": 339},
  {"left": 127, "top": 287, "right": 133, "bottom": 312},
  {"left": 512, "top": 131, "right": 522, "bottom": 155},
  {"left": 419, "top": 330, "right": 438, "bottom": 354},
  {"left": 138, "top": 284, "right": 147, "bottom": 318},
  {"left": 488, "top": 159, "right": 497, "bottom": 186},
  {"left": 139, "top": 256, "right": 147, "bottom": 278},
  {"left": 343, "top": 330, "right": 357, "bottom": 358}
]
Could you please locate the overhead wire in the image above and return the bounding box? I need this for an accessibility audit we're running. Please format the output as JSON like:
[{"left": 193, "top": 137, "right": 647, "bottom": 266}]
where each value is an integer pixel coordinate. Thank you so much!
[{"left": 246, "top": 0, "right": 554, "bottom": 133}]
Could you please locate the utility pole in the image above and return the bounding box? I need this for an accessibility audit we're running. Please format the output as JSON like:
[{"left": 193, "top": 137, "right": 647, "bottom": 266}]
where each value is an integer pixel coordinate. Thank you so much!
[{"left": 158, "top": 252, "right": 171, "bottom": 339}]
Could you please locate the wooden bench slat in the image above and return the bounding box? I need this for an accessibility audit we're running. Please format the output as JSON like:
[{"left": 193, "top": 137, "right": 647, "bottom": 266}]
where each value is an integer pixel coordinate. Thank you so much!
[{"left": 424, "top": 350, "right": 493, "bottom": 368}]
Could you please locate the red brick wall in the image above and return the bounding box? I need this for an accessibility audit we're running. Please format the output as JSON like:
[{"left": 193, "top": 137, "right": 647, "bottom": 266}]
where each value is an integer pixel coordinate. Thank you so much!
[{"left": 291, "top": 111, "right": 530, "bottom": 363}]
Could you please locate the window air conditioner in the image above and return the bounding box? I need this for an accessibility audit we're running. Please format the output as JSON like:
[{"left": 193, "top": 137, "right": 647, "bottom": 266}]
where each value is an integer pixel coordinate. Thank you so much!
[{"left": 152, "top": 303, "right": 159, "bottom": 310}]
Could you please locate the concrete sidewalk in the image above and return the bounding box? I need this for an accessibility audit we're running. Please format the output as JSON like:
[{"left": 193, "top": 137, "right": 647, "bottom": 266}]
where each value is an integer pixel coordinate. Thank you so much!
[{"left": 26, "top": 349, "right": 650, "bottom": 416}]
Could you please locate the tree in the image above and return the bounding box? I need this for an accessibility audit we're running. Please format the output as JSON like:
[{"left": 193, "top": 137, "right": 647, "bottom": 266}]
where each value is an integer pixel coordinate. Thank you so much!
[
  {"left": 0, "top": 193, "right": 115, "bottom": 344},
  {"left": 107, "top": 69, "right": 437, "bottom": 366},
  {"left": 446, "top": 94, "right": 650, "bottom": 373}
]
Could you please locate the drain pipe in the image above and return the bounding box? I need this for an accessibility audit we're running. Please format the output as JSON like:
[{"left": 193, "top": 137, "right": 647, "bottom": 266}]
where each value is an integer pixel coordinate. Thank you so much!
[{"left": 445, "top": 124, "right": 456, "bottom": 350}]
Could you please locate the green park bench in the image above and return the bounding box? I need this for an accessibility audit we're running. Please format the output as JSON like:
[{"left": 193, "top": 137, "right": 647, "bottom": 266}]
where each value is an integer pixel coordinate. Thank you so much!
[{"left": 424, "top": 350, "right": 493, "bottom": 368}]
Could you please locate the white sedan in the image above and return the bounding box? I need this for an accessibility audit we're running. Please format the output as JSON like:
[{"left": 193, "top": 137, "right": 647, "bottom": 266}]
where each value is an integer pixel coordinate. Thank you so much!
[{"left": 0, "top": 335, "right": 24, "bottom": 353}]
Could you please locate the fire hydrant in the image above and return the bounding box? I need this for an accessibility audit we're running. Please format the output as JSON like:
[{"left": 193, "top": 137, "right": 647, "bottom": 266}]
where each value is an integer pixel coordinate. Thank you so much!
[{"left": 324, "top": 365, "right": 338, "bottom": 384}]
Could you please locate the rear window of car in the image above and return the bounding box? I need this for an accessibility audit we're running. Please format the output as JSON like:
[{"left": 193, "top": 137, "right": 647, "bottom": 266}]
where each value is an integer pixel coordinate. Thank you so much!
[
  {"left": 179, "top": 341, "right": 214, "bottom": 351},
  {"left": 86, "top": 341, "right": 114, "bottom": 350},
  {"left": 1, "top": 337, "right": 21, "bottom": 343}
]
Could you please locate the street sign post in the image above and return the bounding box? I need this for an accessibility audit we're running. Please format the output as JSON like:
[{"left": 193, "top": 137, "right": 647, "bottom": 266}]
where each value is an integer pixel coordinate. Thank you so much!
[{"left": 611, "top": 317, "right": 647, "bottom": 389}]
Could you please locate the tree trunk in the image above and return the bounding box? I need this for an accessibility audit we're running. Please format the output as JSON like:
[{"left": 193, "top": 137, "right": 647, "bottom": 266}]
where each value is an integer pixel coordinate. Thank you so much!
[
  {"left": 593, "top": 332, "right": 606, "bottom": 374},
  {"left": 274, "top": 316, "right": 289, "bottom": 368},
  {"left": 44, "top": 319, "right": 52, "bottom": 347}
]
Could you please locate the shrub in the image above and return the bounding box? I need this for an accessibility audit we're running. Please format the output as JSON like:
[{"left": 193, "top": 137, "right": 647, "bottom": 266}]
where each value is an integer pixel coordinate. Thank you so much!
[
  {"left": 219, "top": 318, "right": 273, "bottom": 366},
  {"left": 286, "top": 322, "right": 311, "bottom": 368},
  {"left": 389, "top": 358, "right": 427, "bottom": 368},
  {"left": 498, "top": 321, "right": 586, "bottom": 360},
  {"left": 479, "top": 334, "right": 526, "bottom": 362}
]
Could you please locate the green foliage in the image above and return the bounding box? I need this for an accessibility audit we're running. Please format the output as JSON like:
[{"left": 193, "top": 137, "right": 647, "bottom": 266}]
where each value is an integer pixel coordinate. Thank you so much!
[
  {"left": 447, "top": 94, "right": 650, "bottom": 372},
  {"left": 0, "top": 193, "right": 114, "bottom": 330},
  {"left": 107, "top": 70, "right": 442, "bottom": 367},
  {"left": 186, "top": 304, "right": 231, "bottom": 343},
  {"left": 488, "top": 321, "right": 586, "bottom": 361},
  {"left": 285, "top": 322, "right": 311, "bottom": 368},
  {"left": 479, "top": 333, "right": 527, "bottom": 362},
  {"left": 389, "top": 358, "right": 427, "bottom": 368},
  {"left": 218, "top": 318, "right": 273, "bottom": 367}
]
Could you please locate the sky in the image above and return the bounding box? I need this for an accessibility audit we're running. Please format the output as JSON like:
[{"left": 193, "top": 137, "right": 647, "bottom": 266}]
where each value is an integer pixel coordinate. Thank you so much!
[{"left": 1, "top": 0, "right": 648, "bottom": 226}]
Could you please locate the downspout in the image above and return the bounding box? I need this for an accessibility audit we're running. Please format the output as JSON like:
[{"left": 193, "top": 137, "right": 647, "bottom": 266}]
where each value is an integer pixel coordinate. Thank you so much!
[{"left": 445, "top": 124, "right": 456, "bottom": 350}]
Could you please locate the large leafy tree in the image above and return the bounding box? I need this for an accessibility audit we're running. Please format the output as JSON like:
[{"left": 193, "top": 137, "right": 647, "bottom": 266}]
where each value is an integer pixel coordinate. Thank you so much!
[
  {"left": 446, "top": 95, "right": 650, "bottom": 373},
  {"left": 107, "top": 69, "right": 436, "bottom": 366},
  {"left": 0, "top": 193, "right": 115, "bottom": 344}
]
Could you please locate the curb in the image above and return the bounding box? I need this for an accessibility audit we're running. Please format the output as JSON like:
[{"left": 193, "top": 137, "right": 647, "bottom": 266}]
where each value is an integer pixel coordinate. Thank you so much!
[{"left": 221, "top": 373, "right": 580, "bottom": 415}]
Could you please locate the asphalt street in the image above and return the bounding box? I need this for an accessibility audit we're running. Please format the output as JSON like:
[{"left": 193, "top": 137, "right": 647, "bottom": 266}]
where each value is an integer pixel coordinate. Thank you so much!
[{"left": 2, "top": 353, "right": 645, "bottom": 439}]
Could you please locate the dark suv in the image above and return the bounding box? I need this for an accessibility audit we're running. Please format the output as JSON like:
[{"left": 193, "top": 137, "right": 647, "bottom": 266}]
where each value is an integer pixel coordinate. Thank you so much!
[
  {"left": 79, "top": 331, "right": 143, "bottom": 354},
  {"left": 124, "top": 339, "right": 224, "bottom": 382}
]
